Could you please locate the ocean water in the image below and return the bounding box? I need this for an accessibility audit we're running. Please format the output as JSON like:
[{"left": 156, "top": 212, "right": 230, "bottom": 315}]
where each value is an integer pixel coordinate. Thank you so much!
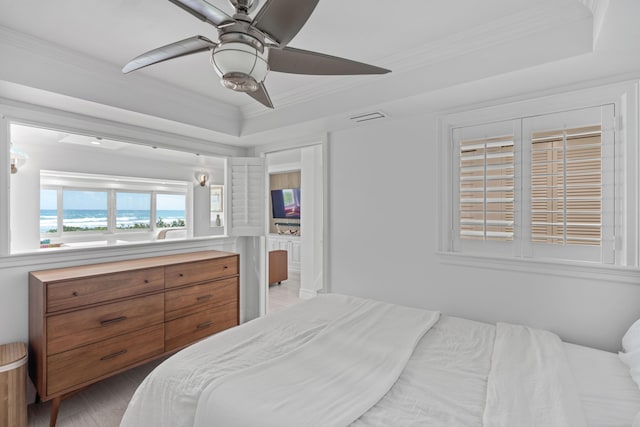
[{"left": 40, "top": 209, "right": 185, "bottom": 233}]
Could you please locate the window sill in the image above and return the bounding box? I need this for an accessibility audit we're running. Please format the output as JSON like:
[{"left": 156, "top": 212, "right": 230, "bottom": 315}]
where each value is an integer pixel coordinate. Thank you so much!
[
  {"left": 437, "top": 252, "right": 640, "bottom": 285},
  {"left": 0, "top": 235, "right": 237, "bottom": 269}
]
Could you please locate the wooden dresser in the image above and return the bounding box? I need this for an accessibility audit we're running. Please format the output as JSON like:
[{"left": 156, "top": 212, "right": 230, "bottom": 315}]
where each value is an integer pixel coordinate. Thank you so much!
[{"left": 29, "top": 250, "right": 239, "bottom": 426}]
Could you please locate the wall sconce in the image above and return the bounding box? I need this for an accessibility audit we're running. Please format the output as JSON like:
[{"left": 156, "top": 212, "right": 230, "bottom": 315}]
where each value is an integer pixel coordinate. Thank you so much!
[
  {"left": 10, "top": 145, "right": 28, "bottom": 174},
  {"left": 195, "top": 172, "right": 209, "bottom": 187}
]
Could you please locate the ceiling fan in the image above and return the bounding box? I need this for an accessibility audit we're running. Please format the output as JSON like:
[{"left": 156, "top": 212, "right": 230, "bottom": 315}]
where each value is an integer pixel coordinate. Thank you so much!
[{"left": 122, "top": 0, "right": 391, "bottom": 109}]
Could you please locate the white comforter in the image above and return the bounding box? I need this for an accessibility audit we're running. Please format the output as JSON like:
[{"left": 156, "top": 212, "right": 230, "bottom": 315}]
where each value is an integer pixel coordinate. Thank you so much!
[
  {"left": 194, "top": 295, "right": 439, "bottom": 427},
  {"left": 483, "top": 323, "right": 587, "bottom": 427},
  {"left": 120, "top": 294, "right": 588, "bottom": 427}
]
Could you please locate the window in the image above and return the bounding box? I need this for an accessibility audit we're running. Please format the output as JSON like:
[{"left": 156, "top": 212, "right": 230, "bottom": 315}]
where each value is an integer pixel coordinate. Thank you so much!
[
  {"left": 8, "top": 121, "right": 227, "bottom": 254},
  {"left": 40, "top": 171, "right": 188, "bottom": 243},
  {"left": 157, "top": 193, "right": 187, "bottom": 228},
  {"left": 447, "top": 104, "right": 619, "bottom": 264},
  {"left": 40, "top": 189, "right": 58, "bottom": 234},
  {"left": 116, "top": 192, "right": 151, "bottom": 230},
  {"left": 63, "top": 190, "right": 108, "bottom": 232}
]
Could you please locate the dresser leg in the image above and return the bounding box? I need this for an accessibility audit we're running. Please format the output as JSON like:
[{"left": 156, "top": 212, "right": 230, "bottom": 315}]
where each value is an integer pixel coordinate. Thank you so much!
[{"left": 49, "top": 396, "right": 61, "bottom": 427}]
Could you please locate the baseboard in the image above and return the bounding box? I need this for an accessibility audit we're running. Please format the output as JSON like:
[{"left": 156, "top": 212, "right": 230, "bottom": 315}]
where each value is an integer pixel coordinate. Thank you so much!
[{"left": 298, "top": 288, "right": 317, "bottom": 300}]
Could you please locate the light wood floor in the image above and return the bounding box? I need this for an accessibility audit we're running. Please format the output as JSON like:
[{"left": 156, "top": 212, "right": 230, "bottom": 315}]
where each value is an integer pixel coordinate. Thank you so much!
[
  {"left": 268, "top": 270, "right": 301, "bottom": 313},
  {"left": 27, "top": 358, "right": 165, "bottom": 427}
]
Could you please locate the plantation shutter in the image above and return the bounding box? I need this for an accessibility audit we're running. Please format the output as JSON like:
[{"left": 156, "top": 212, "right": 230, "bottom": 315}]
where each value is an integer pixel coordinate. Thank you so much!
[
  {"left": 228, "top": 157, "right": 265, "bottom": 236},
  {"left": 459, "top": 136, "right": 515, "bottom": 241},
  {"left": 522, "top": 104, "right": 615, "bottom": 263},
  {"left": 530, "top": 126, "right": 602, "bottom": 246},
  {"left": 452, "top": 120, "right": 520, "bottom": 256}
]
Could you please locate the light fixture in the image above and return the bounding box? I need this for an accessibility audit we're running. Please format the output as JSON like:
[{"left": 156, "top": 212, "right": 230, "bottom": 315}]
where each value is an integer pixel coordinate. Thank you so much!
[
  {"left": 9, "top": 145, "right": 28, "bottom": 174},
  {"left": 211, "top": 35, "right": 268, "bottom": 93},
  {"left": 195, "top": 172, "right": 209, "bottom": 187}
]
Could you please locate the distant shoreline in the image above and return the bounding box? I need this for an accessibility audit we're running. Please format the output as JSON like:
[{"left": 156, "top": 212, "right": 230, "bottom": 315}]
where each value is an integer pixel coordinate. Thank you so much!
[{"left": 40, "top": 209, "right": 186, "bottom": 233}]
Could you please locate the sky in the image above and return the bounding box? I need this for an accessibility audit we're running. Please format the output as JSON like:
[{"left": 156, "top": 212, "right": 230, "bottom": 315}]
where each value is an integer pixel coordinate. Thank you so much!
[{"left": 40, "top": 190, "right": 186, "bottom": 211}]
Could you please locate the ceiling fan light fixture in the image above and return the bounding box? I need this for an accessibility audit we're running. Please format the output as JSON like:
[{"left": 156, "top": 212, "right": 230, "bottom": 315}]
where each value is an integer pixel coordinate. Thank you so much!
[
  {"left": 220, "top": 72, "right": 258, "bottom": 92},
  {"left": 123, "top": 0, "right": 391, "bottom": 109},
  {"left": 211, "top": 41, "right": 268, "bottom": 92}
]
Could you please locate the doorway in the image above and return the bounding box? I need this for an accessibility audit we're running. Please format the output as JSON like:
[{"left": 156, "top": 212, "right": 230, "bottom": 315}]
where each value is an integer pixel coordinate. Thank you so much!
[{"left": 264, "top": 144, "right": 325, "bottom": 314}]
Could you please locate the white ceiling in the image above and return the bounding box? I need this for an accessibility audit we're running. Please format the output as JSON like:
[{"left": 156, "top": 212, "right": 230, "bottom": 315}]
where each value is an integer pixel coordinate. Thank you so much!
[{"left": 0, "top": 0, "right": 638, "bottom": 146}]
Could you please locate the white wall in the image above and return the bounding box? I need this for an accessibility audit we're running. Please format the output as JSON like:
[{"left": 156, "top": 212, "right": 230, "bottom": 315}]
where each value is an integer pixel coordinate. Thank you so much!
[{"left": 327, "top": 114, "right": 640, "bottom": 352}]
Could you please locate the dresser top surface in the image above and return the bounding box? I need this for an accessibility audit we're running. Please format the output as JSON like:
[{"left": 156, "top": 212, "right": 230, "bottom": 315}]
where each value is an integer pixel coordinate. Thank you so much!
[{"left": 29, "top": 250, "right": 238, "bottom": 283}]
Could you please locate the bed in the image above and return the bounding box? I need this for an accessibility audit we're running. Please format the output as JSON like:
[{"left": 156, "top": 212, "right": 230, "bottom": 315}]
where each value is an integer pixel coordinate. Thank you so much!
[{"left": 120, "top": 294, "right": 640, "bottom": 427}]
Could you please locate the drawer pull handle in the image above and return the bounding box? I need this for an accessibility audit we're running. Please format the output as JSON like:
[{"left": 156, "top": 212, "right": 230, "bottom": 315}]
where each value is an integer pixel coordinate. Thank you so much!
[
  {"left": 179, "top": 273, "right": 184, "bottom": 277},
  {"left": 223, "top": 265, "right": 229, "bottom": 269},
  {"left": 100, "top": 316, "right": 128, "bottom": 326},
  {"left": 196, "top": 295, "right": 212, "bottom": 302},
  {"left": 197, "top": 321, "right": 214, "bottom": 329},
  {"left": 72, "top": 291, "right": 79, "bottom": 297},
  {"left": 144, "top": 279, "right": 149, "bottom": 283},
  {"left": 100, "top": 349, "right": 127, "bottom": 361}
]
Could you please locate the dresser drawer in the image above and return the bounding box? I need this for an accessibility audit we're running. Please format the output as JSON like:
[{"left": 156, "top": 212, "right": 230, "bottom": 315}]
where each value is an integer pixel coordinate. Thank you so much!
[
  {"left": 165, "top": 277, "right": 238, "bottom": 321},
  {"left": 47, "top": 324, "right": 164, "bottom": 396},
  {"left": 47, "top": 294, "right": 164, "bottom": 355},
  {"left": 165, "top": 302, "right": 238, "bottom": 351},
  {"left": 46, "top": 267, "right": 164, "bottom": 313},
  {"left": 165, "top": 256, "right": 238, "bottom": 289}
]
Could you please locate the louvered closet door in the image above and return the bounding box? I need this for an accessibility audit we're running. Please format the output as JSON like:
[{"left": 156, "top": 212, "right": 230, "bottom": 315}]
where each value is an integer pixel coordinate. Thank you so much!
[
  {"left": 452, "top": 119, "right": 522, "bottom": 256},
  {"left": 228, "top": 157, "right": 265, "bottom": 236},
  {"left": 522, "top": 104, "right": 615, "bottom": 263}
]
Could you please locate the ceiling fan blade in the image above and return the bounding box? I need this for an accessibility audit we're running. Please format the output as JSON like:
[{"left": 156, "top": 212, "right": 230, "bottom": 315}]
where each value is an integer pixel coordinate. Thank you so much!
[
  {"left": 268, "top": 47, "right": 391, "bottom": 75},
  {"left": 123, "top": 36, "right": 216, "bottom": 73},
  {"left": 247, "top": 82, "right": 274, "bottom": 108},
  {"left": 168, "top": 0, "right": 235, "bottom": 27},
  {"left": 252, "top": 0, "right": 319, "bottom": 46}
]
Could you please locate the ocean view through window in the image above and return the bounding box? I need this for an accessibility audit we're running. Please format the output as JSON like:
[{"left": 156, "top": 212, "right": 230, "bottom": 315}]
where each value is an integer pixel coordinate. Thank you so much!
[
  {"left": 40, "top": 208, "right": 187, "bottom": 234},
  {"left": 39, "top": 171, "right": 188, "bottom": 248}
]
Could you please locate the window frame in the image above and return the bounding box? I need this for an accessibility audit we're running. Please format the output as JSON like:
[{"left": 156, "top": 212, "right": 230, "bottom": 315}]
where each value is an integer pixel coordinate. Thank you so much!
[
  {"left": 40, "top": 172, "right": 189, "bottom": 240},
  {"left": 114, "top": 190, "right": 152, "bottom": 231},
  {"left": 0, "top": 99, "right": 245, "bottom": 258},
  {"left": 438, "top": 81, "right": 639, "bottom": 270}
]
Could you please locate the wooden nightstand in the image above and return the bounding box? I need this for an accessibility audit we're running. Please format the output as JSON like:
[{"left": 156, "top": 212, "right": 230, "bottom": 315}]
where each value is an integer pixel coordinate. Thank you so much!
[{"left": 269, "top": 250, "right": 288, "bottom": 285}]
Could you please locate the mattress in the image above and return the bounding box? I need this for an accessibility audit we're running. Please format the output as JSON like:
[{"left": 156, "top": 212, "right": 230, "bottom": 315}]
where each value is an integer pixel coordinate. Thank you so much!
[{"left": 121, "top": 294, "right": 640, "bottom": 427}]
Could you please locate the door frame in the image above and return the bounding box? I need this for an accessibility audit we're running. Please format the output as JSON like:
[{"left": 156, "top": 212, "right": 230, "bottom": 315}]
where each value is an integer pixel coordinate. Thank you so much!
[{"left": 253, "top": 137, "right": 329, "bottom": 316}]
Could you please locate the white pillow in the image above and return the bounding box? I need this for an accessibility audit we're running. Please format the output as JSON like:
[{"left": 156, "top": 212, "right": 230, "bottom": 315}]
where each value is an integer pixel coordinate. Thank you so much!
[
  {"left": 620, "top": 349, "right": 640, "bottom": 389},
  {"left": 623, "top": 319, "right": 640, "bottom": 353}
]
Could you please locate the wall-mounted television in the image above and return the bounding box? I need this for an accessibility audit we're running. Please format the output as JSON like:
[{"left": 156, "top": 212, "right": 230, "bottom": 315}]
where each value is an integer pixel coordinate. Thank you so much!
[{"left": 271, "top": 188, "right": 301, "bottom": 219}]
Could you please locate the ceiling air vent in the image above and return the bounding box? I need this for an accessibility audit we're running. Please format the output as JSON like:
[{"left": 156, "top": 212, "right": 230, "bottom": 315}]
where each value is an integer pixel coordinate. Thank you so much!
[{"left": 349, "top": 111, "right": 387, "bottom": 123}]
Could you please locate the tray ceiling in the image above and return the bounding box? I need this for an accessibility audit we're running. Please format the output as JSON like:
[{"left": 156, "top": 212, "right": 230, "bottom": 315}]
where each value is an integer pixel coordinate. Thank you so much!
[{"left": 0, "top": 0, "right": 633, "bottom": 145}]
